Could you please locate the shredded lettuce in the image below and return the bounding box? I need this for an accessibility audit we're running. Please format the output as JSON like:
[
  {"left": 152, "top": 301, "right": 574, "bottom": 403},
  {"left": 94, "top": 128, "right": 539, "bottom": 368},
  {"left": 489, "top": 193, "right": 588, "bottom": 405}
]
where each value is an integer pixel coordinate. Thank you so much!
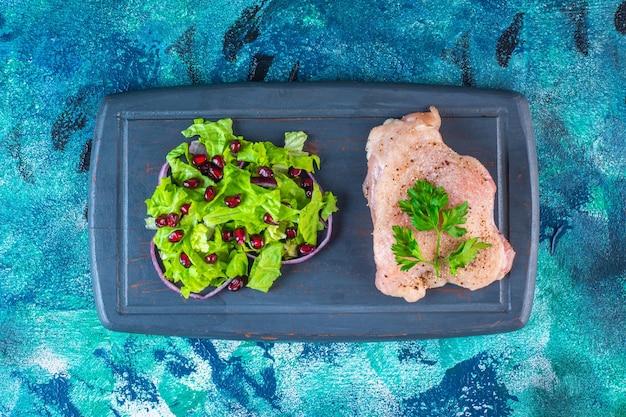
[
  {"left": 284, "top": 131, "right": 308, "bottom": 151},
  {"left": 181, "top": 118, "right": 240, "bottom": 157},
  {"left": 145, "top": 118, "right": 339, "bottom": 297},
  {"left": 145, "top": 176, "right": 189, "bottom": 217},
  {"left": 247, "top": 242, "right": 283, "bottom": 292},
  {"left": 297, "top": 183, "right": 325, "bottom": 245}
]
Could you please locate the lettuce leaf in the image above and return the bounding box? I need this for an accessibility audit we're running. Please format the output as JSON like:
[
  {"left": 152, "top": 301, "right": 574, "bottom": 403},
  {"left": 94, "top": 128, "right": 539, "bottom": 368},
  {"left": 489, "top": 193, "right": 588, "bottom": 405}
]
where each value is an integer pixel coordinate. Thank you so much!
[
  {"left": 284, "top": 131, "right": 308, "bottom": 151},
  {"left": 181, "top": 118, "right": 241, "bottom": 157},
  {"left": 247, "top": 242, "right": 283, "bottom": 292},
  {"left": 226, "top": 248, "right": 249, "bottom": 278},
  {"left": 321, "top": 191, "right": 339, "bottom": 221},
  {"left": 166, "top": 142, "right": 208, "bottom": 191},
  {"left": 145, "top": 176, "right": 189, "bottom": 217}
]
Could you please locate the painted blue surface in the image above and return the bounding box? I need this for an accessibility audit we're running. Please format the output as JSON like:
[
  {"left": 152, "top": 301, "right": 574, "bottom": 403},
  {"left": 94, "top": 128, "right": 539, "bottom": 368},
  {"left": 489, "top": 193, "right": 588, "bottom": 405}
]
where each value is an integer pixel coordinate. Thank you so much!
[{"left": 1, "top": 1, "right": 625, "bottom": 416}]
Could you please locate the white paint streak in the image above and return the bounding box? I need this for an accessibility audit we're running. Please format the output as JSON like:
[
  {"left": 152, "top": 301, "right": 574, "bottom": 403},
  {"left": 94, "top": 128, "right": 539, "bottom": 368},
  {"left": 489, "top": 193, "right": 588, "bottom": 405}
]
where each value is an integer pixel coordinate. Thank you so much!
[
  {"left": 33, "top": 347, "right": 69, "bottom": 376},
  {"left": 115, "top": 401, "right": 175, "bottom": 417}
]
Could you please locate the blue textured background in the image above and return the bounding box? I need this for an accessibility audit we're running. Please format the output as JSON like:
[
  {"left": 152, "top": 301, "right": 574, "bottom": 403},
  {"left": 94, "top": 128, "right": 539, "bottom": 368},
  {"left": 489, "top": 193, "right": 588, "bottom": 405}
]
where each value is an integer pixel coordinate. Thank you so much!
[{"left": 1, "top": 1, "right": 625, "bottom": 416}]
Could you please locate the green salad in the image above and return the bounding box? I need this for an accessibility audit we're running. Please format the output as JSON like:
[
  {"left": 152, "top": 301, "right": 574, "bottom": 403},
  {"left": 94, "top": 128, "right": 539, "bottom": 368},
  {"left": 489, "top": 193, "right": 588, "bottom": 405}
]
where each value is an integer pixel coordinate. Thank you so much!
[{"left": 145, "top": 118, "right": 338, "bottom": 298}]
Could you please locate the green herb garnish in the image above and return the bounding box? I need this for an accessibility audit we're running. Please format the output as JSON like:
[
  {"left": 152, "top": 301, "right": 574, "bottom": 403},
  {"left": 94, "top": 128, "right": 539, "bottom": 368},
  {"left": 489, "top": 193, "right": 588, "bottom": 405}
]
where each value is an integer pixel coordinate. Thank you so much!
[{"left": 391, "top": 179, "right": 491, "bottom": 278}]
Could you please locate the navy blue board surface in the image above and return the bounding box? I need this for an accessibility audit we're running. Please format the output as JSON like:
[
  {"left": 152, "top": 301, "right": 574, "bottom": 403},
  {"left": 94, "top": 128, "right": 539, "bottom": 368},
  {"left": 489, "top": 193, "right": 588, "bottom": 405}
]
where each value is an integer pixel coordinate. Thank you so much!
[{"left": 89, "top": 83, "right": 538, "bottom": 340}]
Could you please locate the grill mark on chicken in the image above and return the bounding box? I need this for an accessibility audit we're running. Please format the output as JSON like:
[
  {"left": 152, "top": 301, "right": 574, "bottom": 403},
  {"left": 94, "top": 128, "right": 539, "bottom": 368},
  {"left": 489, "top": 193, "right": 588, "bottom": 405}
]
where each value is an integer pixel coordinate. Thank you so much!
[{"left": 363, "top": 106, "right": 515, "bottom": 302}]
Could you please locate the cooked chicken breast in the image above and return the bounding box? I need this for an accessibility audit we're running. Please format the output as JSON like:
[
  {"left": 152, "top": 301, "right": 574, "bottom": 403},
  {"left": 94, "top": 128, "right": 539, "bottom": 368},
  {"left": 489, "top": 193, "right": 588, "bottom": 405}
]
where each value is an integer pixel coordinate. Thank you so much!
[{"left": 363, "top": 106, "right": 515, "bottom": 302}]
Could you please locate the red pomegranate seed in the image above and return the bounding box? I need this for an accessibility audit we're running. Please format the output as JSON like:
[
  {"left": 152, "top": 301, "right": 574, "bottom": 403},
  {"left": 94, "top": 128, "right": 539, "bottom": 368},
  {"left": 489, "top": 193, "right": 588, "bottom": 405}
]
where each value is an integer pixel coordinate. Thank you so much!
[
  {"left": 250, "top": 235, "right": 264, "bottom": 250},
  {"left": 191, "top": 154, "right": 207, "bottom": 166},
  {"left": 180, "top": 203, "right": 191, "bottom": 215},
  {"left": 204, "top": 253, "right": 218, "bottom": 264},
  {"left": 234, "top": 227, "right": 246, "bottom": 245},
  {"left": 221, "top": 230, "right": 234, "bottom": 242},
  {"left": 263, "top": 212, "right": 279, "bottom": 225},
  {"left": 257, "top": 166, "right": 274, "bottom": 178},
  {"left": 168, "top": 230, "right": 184, "bottom": 242},
  {"left": 183, "top": 178, "right": 201, "bottom": 189},
  {"left": 305, "top": 189, "right": 313, "bottom": 198},
  {"left": 204, "top": 185, "right": 217, "bottom": 202},
  {"left": 230, "top": 140, "right": 242, "bottom": 153},
  {"left": 198, "top": 162, "right": 211, "bottom": 175},
  {"left": 227, "top": 276, "right": 247, "bottom": 291},
  {"left": 211, "top": 155, "right": 226, "bottom": 168},
  {"left": 285, "top": 227, "right": 297, "bottom": 239},
  {"left": 224, "top": 194, "right": 242, "bottom": 208},
  {"left": 288, "top": 167, "right": 302, "bottom": 178},
  {"left": 207, "top": 164, "right": 223, "bottom": 182},
  {"left": 298, "top": 244, "right": 316, "bottom": 256},
  {"left": 180, "top": 252, "right": 192, "bottom": 268},
  {"left": 301, "top": 177, "right": 314, "bottom": 189},
  {"left": 166, "top": 213, "right": 180, "bottom": 227},
  {"left": 236, "top": 160, "right": 248, "bottom": 169},
  {"left": 155, "top": 214, "right": 168, "bottom": 228}
]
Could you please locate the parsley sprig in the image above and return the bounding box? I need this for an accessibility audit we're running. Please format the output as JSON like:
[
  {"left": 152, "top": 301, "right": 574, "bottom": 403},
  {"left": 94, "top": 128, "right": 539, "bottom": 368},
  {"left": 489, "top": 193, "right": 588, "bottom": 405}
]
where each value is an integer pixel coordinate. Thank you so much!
[{"left": 391, "top": 180, "right": 491, "bottom": 278}]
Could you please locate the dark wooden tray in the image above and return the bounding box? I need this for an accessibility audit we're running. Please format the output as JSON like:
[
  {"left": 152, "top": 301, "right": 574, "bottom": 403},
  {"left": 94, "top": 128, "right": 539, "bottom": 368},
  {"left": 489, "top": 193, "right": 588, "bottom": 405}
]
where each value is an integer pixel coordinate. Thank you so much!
[{"left": 89, "top": 83, "right": 538, "bottom": 341}]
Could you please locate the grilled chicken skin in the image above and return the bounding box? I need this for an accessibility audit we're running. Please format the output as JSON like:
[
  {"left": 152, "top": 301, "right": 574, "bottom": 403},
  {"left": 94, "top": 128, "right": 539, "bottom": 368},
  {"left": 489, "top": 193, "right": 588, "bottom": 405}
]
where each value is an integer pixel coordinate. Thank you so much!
[{"left": 363, "top": 106, "right": 515, "bottom": 302}]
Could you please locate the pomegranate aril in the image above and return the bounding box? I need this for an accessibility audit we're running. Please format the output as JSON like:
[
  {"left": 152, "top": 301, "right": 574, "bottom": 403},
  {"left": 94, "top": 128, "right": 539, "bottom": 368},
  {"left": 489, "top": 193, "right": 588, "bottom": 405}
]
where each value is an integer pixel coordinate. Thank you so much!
[
  {"left": 301, "top": 177, "right": 314, "bottom": 189},
  {"left": 230, "top": 140, "right": 242, "bottom": 153},
  {"left": 166, "top": 213, "right": 180, "bottom": 227},
  {"left": 180, "top": 203, "right": 191, "bottom": 215},
  {"left": 236, "top": 160, "right": 248, "bottom": 169},
  {"left": 207, "top": 164, "right": 223, "bottom": 182},
  {"left": 204, "top": 253, "right": 218, "bottom": 264},
  {"left": 234, "top": 227, "right": 246, "bottom": 245},
  {"left": 285, "top": 227, "right": 297, "bottom": 239},
  {"left": 155, "top": 214, "right": 168, "bottom": 228},
  {"left": 204, "top": 185, "right": 217, "bottom": 202},
  {"left": 228, "top": 276, "right": 247, "bottom": 291},
  {"left": 288, "top": 167, "right": 302, "bottom": 178},
  {"left": 221, "top": 230, "right": 234, "bottom": 242},
  {"left": 249, "top": 234, "right": 264, "bottom": 250},
  {"left": 263, "top": 212, "right": 279, "bottom": 225},
  {"left": 198, "top": 162, "right": 211, "bottom": 175},
  {"left": 183, "top": 178, "right": 201, "bottom": 189},
  {"left": 257, "top": 166, "right": 274, "bottom": 178},
  {"left": 224, "top": 194, "right": 242, "bottom": 208},
  {"left": 180, "top": 252, "right": 192, "bottom": 268},
  {"left": 168, "top": 230, "right": 184, "bottom": 243},
  {"left": 298, "top": 244, "right": 316, "bottom": 256},
  {"left": 302, "top": 178, "right": 314, "bottom": 197},
  {"left": 211, "top": 155, "right": 226, "bottom": 168},
  {"left": 191, "top": 154, "right": 207, "bottom": 166}
]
